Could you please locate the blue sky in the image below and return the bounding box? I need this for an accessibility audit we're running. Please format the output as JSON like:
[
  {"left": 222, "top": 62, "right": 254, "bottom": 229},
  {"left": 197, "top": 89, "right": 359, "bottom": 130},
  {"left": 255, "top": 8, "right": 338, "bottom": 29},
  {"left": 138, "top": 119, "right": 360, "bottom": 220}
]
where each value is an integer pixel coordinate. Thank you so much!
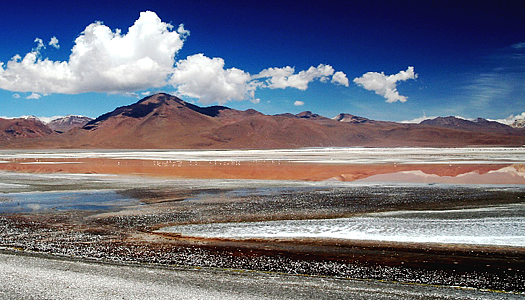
[{"left": 0, "top": 0, "right": 523, "bottom": 123}]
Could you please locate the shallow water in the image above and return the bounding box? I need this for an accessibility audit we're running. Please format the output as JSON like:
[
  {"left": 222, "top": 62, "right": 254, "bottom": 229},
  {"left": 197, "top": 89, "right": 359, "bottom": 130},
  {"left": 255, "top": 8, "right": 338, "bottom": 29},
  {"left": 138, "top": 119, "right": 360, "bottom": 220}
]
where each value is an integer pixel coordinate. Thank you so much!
[
  {"left": 159, "top": 202, "right": 525, "bottom": 247},
  {"left": 0, "top": 190, "right": 140, "bottom": 213}
]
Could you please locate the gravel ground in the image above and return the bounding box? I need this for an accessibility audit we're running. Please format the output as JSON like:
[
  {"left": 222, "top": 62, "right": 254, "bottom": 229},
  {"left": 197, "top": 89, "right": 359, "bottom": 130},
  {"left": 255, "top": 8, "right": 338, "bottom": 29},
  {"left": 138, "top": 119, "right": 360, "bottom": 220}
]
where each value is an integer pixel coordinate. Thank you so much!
[
  {"left": 1, "top": 251, "right": 522, "bottom": 300},
  {"left": 1, "top": 182, "right": 524, "bottom": 294}
]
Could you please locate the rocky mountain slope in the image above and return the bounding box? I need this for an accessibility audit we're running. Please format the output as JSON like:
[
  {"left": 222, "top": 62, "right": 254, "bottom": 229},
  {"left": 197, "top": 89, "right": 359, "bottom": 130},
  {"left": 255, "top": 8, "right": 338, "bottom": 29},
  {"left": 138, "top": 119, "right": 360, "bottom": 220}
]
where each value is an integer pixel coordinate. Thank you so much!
[
  {"left": 1, "top": 93, "right": 524, "bottom": 149},
  {"left": 48, "top": 115, "right": 93, "bottom": 133}
]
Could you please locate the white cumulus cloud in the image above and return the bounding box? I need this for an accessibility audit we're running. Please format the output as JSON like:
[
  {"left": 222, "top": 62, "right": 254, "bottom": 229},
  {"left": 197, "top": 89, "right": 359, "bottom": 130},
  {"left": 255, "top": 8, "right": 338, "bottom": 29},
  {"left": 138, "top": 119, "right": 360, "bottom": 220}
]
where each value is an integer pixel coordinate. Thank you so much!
[
  {"left": 254, "top": 64, "right": 336, "bottom": 90},
  {"left": 1, "top": 11, "right": 350, "bottom": 106},
  {"left": 169, "top": 54, "right": 253, "bottom": 105},
  {"left": 294, "top": 100, "right": 305, "bottom": 106},
  {"left": 331, "top": 71, "right": 349, "bottom": 86},
  {"left": 0, "top": 11, "right": 188, "bottom": 94},
  {"left": 170, "top": 55, "right": 349, "bottom": 105},
  {"left": 353, "top": 66, "right": 417, "bottom": 103}
]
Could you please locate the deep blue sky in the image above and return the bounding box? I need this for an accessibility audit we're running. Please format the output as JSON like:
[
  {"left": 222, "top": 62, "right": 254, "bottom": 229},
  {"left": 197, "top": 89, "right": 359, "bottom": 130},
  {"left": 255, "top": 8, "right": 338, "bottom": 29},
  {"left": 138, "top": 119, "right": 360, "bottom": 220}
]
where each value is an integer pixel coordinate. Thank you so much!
[{"left": 0, "top": 0, "right": 523, "bottom": 122}]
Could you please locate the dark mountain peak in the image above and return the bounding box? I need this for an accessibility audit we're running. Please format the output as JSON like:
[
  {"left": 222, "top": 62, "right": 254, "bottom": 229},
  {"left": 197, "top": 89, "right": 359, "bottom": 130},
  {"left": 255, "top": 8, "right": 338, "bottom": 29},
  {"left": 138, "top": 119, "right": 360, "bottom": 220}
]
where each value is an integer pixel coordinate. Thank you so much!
[
  {"left": 420, "top": 116, "right": 471, "bottom": 127},
  {"left": 48, "top": 115, "right": 93, "bottom": 133},
  {"left": 274, "top": 113, "right": 297, "bottom": 118},
  {"left": 296, "top": 111, "right": 320, "bottom": 118},
  {"left": 192, "top": 105, "right": 231, "bottom": 117},
  {"left": 332, "top": 113, "right": 370, "bottom": 124},
  {"left": 82, "top": 93, "right": 253, "bottom": 131},
  {"left": 83, "top": 93, "right": 188, "bottom": 130},
  {"left": 273, "top": 111, "right": 330, "bottom": 120}
]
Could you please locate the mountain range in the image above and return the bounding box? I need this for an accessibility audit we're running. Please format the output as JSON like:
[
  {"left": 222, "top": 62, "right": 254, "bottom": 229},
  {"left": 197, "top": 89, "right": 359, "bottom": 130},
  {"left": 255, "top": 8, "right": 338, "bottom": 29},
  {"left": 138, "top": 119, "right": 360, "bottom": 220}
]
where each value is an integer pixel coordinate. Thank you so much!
[{"left": 1, "top": 93, "right": 524, "bottom": 149}]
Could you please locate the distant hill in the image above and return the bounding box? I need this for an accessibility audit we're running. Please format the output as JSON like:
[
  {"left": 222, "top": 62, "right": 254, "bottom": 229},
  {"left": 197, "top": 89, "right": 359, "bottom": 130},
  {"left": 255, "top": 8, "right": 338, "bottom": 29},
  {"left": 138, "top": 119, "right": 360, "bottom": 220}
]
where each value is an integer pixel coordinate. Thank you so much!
[
  {"left": 48, "top": 115, "right": 93, "bottom": 133},
  {"left": 420, "top": 116, "right": 516, "bottom": 134},
  {"left": 1, "top": 93, "right": 524, "bottom": 149},
  {"left": 332, "top": 113, "right": 372, "bottom": 124}
]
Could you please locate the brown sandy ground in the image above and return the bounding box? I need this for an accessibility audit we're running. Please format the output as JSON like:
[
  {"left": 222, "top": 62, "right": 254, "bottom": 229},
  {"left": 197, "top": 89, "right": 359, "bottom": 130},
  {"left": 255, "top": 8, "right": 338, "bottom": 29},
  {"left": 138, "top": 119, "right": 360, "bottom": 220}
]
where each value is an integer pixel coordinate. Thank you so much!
[{"left": 0, "top": 183, "right": 524, "bottom": 293}]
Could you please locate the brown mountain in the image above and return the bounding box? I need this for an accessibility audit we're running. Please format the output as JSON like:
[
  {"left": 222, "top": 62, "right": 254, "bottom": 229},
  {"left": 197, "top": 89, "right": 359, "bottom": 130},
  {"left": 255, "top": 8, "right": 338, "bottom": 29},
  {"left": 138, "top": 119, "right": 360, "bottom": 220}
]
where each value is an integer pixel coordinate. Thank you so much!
[
  {"left": 0, "top": 118, "right": 54, "bottom": 142},
  {"left": 1, "top": 93, "right": 524, "bottom": 149}
]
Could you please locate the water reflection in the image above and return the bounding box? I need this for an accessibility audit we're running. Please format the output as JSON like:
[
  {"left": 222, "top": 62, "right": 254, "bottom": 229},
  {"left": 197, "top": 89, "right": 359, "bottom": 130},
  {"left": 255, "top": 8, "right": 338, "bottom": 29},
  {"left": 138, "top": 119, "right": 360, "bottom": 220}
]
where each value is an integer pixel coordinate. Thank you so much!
[
  {"left": 0, "top": 190, "right": 139, "bottom": 213},
  {"left": 356, "top": 164, "right": 525, "bottom": 184}
]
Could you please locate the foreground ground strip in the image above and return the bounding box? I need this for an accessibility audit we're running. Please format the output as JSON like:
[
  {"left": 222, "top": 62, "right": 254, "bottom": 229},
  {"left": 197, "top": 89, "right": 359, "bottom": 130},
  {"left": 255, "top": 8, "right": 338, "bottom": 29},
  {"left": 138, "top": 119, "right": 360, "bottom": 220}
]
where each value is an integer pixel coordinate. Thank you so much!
[{"left": 3, "top": 251, "right": 521, "bottom": 300}]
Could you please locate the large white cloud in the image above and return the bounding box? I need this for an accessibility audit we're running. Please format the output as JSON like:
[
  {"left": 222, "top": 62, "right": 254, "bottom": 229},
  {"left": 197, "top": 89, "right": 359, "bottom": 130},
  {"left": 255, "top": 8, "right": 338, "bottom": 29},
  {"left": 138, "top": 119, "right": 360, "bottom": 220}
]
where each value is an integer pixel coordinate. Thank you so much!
[
  {"left": 353, "top": 66, "right": 417, "bottom": 103},
  {"left": 0, "top": 11, "right": 188, "bottom": 94},
  {"left": 170, "top": 56, "right": 349, "bottom": 104},
  {"left": 169, "top": 54, "right": 253, "bottom": 105},
  {"left": 1, "top": 11, "right": 350, "bottom": 105}
]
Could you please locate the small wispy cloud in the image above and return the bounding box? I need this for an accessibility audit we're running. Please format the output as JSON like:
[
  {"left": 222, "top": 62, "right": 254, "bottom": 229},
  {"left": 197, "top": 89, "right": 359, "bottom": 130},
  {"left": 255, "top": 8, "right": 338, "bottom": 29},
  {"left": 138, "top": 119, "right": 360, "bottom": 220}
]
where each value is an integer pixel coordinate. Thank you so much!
[
  {"left": 511, "top": 42, "right": 525, "bottom": 50},
  {"left": 294, "top": 100, "right": 305, "bottom": 106},
  {"left": 353, "top": 67, "right": 418, "bottom": 103},
  {"left": 462, "top": 42, "right": 525, "bottom": 110},
  {"left": 26, "top": 92, "right": 42, "bottom": 100},
  {"left": 463, "top": 73, "right": 514, "bottom": 109},
  {"left": 48, "top": 36, "right": 60, "bottom": 49}
]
